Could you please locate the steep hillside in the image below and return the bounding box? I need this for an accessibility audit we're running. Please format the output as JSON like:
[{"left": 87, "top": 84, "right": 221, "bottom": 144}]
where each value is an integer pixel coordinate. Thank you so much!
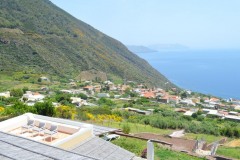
[{"left": 0, "top": 0, "right": 174, "bottom": 87}]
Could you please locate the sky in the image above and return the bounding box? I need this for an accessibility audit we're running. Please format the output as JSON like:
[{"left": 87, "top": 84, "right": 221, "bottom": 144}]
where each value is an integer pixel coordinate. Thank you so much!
[{"left": 50, "top": 0, "right": 240, "bottom": 49}]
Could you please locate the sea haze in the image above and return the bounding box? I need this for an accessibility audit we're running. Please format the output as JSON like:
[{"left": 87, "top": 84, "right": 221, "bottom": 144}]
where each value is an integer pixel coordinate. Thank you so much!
[{"left": 136, "top": 50, "right": 240, "bottom": 99}]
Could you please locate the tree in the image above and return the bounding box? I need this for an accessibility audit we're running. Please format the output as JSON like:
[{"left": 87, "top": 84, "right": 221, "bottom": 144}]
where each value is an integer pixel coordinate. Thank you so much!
[
  {"left": 78, "top": 93, "right": 88, "bottom": 100},
  {"left": 98, "top": 98, "right": 114, "bottom": 106},
  {"left": 2, "top": 102, "right": 36, "bottom": 116},
  {"left": 10, "top": 89, "right": 23, "bottom": 97},
  {"left": 55, "top": 105, "right": 76, "bottom": 119},
  {"left": 22, "top": 87, "right": 29, "bottom": 93},
  {"left": 37, "top": 78, "right": 42, "bottom": 83},
  {"left": 180, "top": 91, "right": 187, "bottom": 99},
  {"left": 55, "top": 93, "right": 72, "bottom": 104},
  {"left": 192, "top": 113, "right": 198, "bottom": 119},
  {"left": 34, "top": 101, "right": 55, "bottom": 116},
  {"left": 135, "top": 97, "right": 149, "bottom": 104}
]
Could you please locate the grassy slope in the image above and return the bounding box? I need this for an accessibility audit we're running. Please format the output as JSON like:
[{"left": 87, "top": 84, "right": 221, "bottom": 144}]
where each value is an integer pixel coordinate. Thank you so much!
[
  {"left": 112, "top": 137, "right": 205, "bottom": 160},
  {"left": 0, "top": 0, "right": 174, "bottom": 88},
  {"left": 91, "top": 121, "right": 173, "bottom": 135},
  {"left": 217, "top": 146, "right": 240, "bottom": 160},
  {"left": 93, "top": 121, "right": 239, "bottom": 159},
  {"left": 184, "top": 133, "right": 225, "bottom": 143}
]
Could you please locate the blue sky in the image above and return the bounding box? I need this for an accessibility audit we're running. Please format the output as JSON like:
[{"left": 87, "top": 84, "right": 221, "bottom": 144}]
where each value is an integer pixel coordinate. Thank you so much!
[{"left": 50, "top": 0, "right": 240, "bottom": 49}]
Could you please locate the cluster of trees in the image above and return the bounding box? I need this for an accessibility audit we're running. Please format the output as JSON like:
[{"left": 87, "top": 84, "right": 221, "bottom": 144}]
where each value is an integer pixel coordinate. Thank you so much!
[
  {"left": 10, "top": 88, "right": 24, "bottom": 97},
  {"left": 123, "top": 108, "right": 240, "bottom": 138},
  {"left": 98, "top": 98, "right": 115, "bottom": 106},
  {"left": 77, "top": 106, "right": 112, "bottom": 121},
  {"left": 47, "top": 92, "right": 88, "bottom": 106},
  {"left": 0, "top": 101, "right": 76, "bottom": 120}
]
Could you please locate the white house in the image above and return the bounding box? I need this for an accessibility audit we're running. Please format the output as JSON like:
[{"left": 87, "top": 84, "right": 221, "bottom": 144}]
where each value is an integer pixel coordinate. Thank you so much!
[
  {"left": 184, "top": 111, "right": 195, "bottom": 116},
  {"left": 70, "top": 97, "right": 88, "bottom": 107},
  {"left": 0, "top": 91, "right": 10, "bottom": 98},
  {"left": 22, "top": 91, "right": 45, "bottom": 103},
  {"left": 180, "top": 99, "right": 196, "bottom": 106}
]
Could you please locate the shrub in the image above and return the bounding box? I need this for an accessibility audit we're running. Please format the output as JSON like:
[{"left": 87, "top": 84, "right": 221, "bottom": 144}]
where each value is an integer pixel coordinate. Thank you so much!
[
  {"left": 2, "top": 102, "right": 36, "bottom": 116},
  {"left": 10, "top": 88, "right": 23, "bottom": 97},
  {"left": 78, "top": 93, "right": 88, "bottom": 100},
  {"left": 98, "top": 98, "right": 114, "bottom": 106},
  {"left": 34, "top": 101, "right": 55, "bottom": 116},
  {"left": 55, "top": 105, "right": 76, "bottom": 120},
  {"left": 122, "top": 124, "right": 131, "bottom": 134},
  {"left": 0, "top": 106, "right": 4, "bottom": 112}
]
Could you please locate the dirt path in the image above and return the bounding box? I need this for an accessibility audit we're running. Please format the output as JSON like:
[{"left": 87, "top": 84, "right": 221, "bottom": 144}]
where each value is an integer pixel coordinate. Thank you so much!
[{"left": 134, "top": 133, "right": 196, "bottom": 152}]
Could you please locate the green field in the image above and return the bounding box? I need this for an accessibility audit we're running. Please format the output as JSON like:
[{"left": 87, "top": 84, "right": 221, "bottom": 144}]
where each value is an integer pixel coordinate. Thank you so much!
[
  {"left": 217, "top": 146, "right": 240, "bottom": 160},
  {"left": 92, "top": 121, "right": 173, "bottom": 135},
  {"left": 155, "top": 147, "right": 206, "bottom": 160},
  {"left": 112, "top": 137, "right": 205, "bottom": 160},
  {"left": 184, "top": 133, "right": 225, "bottom": 143},
  {"left": 96, "top": 121, "right": 239, "bottom": 159}
]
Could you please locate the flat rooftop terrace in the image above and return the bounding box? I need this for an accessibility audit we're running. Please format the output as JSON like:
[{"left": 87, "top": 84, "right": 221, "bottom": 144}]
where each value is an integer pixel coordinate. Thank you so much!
[
  {"left": 8, "top": 126, "right": 71, "bottom": 145},
  {"left": 0, "top": 113, "right": 93, "bottom": 149},
  {"left": 0, "top": 113, "right": 136, "bottom": 160}
]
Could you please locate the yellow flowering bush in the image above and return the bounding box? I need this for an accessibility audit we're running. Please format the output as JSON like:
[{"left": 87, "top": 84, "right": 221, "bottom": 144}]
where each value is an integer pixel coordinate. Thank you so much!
[
  {"left": 86, "top": 113, "right": 95, "bottom": 120},
  {"left": 0, "top": 107, "right": 4, "bottom": 112},
  {"left": 55, "top": 105, "right": 76, "bottom": 120}
]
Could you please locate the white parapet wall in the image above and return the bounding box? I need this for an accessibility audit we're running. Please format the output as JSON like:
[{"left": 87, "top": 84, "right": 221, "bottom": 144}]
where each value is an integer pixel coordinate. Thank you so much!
[{"left": 0, "top": 114, "right": 30, "bottom": 132}]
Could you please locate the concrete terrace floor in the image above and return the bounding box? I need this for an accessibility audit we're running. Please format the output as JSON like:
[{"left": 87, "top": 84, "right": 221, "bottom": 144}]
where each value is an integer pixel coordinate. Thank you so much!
[{"left": 9, "top": 127, "right": 70, "bottom": 145}]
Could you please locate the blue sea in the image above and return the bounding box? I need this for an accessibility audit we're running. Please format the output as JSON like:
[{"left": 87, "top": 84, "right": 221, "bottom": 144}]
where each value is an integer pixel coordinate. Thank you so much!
[{"left": 136, "top": 50, "right": 240, "bottom": 99}]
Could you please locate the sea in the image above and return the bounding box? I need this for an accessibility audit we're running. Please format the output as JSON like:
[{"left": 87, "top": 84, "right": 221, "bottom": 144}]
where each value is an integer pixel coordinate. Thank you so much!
[{"left": 136, "top": 49, "right": 240, "bottom": 99}]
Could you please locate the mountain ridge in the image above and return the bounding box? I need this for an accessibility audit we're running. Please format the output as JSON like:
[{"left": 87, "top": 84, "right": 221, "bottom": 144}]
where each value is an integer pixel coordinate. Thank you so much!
[{"left": 0, "top": 0, "right": 175, "bottom": 88}]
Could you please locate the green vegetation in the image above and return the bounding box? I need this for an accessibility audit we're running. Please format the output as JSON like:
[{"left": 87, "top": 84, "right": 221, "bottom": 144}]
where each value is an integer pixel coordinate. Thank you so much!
[
  {"left": 184, "top": 133, "right": 224, "bottom": 143},
  {"left": 34, "top": 101, "right": 55, "bottom": 117},
  {"left": 98, "top": 98, "right": 115, "bottom": 106},
  {"left": 112, "top": 137, "right": 146, "bottom": 156},
  {"left": 121, "top": 108, "right": 240, "bottom": 138},
  {"left": 76, "top": 104, "right": 240, "bottom": 138},
  {"left": 155, "top": 146, "right": 205, "bottom": 160},
  {"left": 2, "top": 102, "right": 36, "bottom": 117},
  {"left": 95, "top": 121, "right": 173, "bottom": 135},
  {"left": 217, "top": 146, "right": 240, "bottom": 159},
  {"left": 10, "top": 88, "right": 23, "bottom": 97},
  {"left": 78, "top": 93, "right": 88, "bottom": 100},
  {"left": 112, "top": 137, "right": 205, "bottom": 160},
  {"left": 55, "top": 105, "right": 76, "bottom": 119},
  {"left": 122, "top": 124, "right": 131, "bottom": 134},
  {"left": 0, "top": 0, "right": 174, "bottom": 88}
]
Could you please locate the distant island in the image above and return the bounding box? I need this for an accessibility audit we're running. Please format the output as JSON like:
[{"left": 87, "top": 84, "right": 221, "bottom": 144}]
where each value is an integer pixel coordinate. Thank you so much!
[
  {"left": 127, "top": 44, "right": 189, "bottom": 54},
  {"left": 126, "top": 45, "right": 157, "bottom": 53}
]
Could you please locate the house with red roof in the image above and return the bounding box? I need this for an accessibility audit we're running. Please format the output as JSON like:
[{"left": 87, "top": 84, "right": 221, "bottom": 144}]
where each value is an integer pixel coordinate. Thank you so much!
[
  {"left": 83, "top": 85, "right": 94, "bottom": 91},
  {"left": 143, "top": 91, "right": 156, "bottom": 99}
]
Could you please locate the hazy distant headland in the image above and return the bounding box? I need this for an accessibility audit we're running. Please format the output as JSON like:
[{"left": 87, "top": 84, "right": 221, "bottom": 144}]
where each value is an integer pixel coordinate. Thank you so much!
[
  {"left": 127, "top": 44, "right": 189, "bottom": 54},
  {"left": 126, "top": 45, "right": 157, "bottom": 53}
]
